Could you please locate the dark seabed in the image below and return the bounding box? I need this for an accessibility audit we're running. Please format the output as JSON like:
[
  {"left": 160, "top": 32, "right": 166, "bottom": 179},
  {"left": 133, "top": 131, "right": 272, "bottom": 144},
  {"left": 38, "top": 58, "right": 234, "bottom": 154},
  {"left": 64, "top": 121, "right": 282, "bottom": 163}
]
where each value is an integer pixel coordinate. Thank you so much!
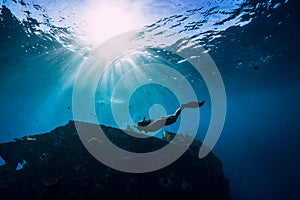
[
  {"left": 0, "top": 0, "right": 300, "bottom": 199},
  {"left": 0, "top": 121, "right": 230, "bottom": 199}
]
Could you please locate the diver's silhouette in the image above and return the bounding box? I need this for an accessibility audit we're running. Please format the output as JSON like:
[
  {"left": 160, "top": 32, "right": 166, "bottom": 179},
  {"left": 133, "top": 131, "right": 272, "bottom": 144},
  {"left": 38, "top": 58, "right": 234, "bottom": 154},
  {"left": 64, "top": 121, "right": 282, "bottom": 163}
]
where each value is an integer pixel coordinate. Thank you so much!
[{"left": 135, "top": 101, "right": 205, "bottom": 132}]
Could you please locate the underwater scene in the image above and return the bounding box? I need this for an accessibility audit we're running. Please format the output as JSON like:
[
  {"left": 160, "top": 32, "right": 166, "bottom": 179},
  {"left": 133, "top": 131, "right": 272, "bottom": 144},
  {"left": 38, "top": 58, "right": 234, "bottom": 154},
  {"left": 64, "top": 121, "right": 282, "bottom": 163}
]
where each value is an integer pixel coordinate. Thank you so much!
[{"left": 0, "top": 0, "right": 299, "bottom": 199}]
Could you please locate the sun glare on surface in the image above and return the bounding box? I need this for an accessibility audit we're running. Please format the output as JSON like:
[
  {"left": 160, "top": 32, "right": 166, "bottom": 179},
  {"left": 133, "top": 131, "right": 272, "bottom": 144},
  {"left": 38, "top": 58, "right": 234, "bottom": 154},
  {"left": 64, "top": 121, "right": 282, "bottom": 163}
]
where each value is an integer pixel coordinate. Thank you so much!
[{"left": 80, "top": 0, "right": 146, "bottom": 47}]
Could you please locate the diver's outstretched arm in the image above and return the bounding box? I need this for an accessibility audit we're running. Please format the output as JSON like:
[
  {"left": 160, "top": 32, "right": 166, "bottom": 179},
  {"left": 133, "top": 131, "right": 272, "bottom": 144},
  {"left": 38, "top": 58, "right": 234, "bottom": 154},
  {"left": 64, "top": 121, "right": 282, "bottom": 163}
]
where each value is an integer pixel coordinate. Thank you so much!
[{"left": 182, "top": 101, "right": 205, "bottom": 108}]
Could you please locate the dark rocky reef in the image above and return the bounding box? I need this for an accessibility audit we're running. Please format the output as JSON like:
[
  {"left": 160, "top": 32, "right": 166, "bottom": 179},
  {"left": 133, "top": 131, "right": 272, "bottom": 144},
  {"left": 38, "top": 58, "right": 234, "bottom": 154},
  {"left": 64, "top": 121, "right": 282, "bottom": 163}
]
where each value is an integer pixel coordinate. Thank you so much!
[{"left": 0, "top": 121, "right": 230, "bottom": 199}]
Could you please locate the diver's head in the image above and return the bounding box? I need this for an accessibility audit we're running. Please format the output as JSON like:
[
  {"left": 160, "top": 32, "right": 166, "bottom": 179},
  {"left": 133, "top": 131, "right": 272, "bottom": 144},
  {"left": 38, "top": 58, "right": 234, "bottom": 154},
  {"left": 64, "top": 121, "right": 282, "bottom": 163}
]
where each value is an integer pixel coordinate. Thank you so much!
[{"left": 137, "top": 117, "right": 152, "bottom": 127}]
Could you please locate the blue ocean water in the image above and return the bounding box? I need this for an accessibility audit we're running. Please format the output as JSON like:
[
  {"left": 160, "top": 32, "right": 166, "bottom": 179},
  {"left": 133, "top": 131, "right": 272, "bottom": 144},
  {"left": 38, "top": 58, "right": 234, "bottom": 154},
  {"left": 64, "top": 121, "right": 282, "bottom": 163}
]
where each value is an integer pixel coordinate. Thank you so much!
[{"left": 1, "top": 0, "right": 300, "bottom": 199}]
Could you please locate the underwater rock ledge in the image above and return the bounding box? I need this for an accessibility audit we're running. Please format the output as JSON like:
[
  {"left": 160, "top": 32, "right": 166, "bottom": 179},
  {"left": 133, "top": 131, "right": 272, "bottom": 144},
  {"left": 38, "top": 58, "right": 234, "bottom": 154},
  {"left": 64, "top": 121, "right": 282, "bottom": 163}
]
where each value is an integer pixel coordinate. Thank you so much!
[{"left": 0, "top": 120, "right": 230, "bottom": 199}]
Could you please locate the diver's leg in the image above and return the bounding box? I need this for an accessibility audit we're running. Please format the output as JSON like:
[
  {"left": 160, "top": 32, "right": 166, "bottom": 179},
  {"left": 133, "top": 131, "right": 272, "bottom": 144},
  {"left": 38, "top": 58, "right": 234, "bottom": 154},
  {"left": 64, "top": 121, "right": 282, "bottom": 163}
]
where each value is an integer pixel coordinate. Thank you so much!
[
  {"left": 182, "top": 101, "right": 205, "bottom": 108},
  {"left": 165, "top": 108, "right": 182, "bottom": 126},
  {"left": 174, "top": 108, "right": 182, "bottom": 118}
]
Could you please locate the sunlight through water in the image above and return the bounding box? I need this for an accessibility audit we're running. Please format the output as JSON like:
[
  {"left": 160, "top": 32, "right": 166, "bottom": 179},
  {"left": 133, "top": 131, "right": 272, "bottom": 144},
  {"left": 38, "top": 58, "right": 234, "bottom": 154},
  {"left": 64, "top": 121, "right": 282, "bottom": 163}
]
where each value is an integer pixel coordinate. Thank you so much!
[{"left": 79, "top": 0, "right": 147, "bottom": 46}]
